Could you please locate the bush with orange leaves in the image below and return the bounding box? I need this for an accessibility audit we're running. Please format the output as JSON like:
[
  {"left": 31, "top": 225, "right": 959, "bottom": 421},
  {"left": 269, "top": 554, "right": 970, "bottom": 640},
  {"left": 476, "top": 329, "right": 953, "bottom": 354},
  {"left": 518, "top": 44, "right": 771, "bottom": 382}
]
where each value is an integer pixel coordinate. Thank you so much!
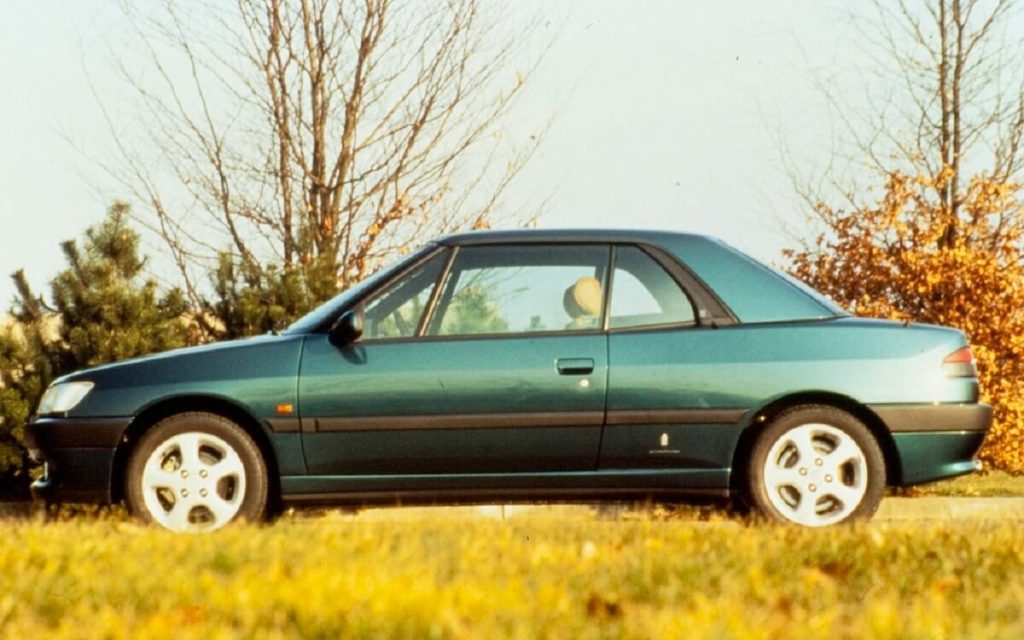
[{"left": 786, "top": 170, "right": 1024, "bottom": 473}]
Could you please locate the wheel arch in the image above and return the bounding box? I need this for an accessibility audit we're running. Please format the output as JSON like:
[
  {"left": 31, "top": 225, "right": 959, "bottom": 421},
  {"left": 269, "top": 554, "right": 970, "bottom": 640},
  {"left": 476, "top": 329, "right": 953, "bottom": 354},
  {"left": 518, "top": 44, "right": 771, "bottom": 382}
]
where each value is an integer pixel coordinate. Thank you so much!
[
  {"left": 111, "top": 395, "right": 282, "bottom": 507},
  {"left": 730, "top": 391, "right": 902, "bottom": 492}
]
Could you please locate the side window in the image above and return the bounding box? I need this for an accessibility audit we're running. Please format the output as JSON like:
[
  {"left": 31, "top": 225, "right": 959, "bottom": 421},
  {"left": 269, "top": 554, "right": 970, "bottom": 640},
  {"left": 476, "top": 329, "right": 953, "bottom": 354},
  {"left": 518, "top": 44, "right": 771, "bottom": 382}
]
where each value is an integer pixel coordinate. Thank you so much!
[
  {"left": 428, "top": 245, "right": 609, "bottom": 336},
  {"left": 610, "top": 246, "right": 696, "bottom": 329},
  {"left": 363, "top": 250, "right": 448, "bottom": 339}
]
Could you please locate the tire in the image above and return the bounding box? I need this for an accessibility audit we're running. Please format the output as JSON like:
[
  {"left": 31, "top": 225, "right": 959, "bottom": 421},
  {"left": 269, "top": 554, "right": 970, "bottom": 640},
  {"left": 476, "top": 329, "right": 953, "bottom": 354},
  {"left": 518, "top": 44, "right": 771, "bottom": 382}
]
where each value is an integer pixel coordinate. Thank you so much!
[
  {"left": 746, "top": 405, "right": 885, "bottom": 527},
  {"left": 125, "top": 412, "right": 269, "bottom": 532}
]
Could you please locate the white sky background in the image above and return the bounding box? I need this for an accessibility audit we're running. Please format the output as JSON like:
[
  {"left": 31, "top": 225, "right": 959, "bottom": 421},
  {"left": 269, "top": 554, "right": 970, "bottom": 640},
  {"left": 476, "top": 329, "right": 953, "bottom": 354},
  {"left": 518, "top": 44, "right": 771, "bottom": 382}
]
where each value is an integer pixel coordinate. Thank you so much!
[{"left": 0, "top": 1, "right": 903, "bottom": 306}]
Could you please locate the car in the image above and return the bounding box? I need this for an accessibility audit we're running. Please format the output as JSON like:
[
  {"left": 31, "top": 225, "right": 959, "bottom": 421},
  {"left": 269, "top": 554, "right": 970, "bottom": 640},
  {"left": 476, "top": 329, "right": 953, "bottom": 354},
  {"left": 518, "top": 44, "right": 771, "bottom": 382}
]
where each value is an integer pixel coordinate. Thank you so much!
[{"left": 25, "top": 229, "right": 991, "bottom": 531}]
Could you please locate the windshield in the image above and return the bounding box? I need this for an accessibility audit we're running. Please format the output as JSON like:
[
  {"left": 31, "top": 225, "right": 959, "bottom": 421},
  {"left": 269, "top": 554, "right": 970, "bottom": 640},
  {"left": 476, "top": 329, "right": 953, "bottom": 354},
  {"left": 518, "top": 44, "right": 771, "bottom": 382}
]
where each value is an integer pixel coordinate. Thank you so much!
[{"left": 284, "top": 243, "right": 437, "bottom": 334}]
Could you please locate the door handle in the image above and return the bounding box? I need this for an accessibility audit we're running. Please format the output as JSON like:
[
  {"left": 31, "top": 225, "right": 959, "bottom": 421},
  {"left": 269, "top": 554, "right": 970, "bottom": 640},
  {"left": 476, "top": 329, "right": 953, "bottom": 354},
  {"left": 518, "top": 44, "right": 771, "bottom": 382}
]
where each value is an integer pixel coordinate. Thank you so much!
[{"left": 556, "top": 357, "right": 595, "bottom": 375}]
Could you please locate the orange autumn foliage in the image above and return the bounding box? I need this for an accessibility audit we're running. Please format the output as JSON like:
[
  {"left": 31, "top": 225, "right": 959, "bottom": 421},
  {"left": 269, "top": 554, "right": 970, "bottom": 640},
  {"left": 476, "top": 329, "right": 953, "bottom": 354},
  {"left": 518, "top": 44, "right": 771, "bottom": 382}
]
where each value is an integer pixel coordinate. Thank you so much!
[{"left": 786, "top": 170, "right": 1024, "bottom": 473}]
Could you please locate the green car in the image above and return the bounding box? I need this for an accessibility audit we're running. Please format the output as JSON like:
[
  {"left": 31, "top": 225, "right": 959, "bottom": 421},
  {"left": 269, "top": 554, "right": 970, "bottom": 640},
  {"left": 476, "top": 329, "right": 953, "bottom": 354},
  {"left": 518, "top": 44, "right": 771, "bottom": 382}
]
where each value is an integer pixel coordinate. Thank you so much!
[{"left": 26, "top": 230, "right": 991, "bottom": 531}]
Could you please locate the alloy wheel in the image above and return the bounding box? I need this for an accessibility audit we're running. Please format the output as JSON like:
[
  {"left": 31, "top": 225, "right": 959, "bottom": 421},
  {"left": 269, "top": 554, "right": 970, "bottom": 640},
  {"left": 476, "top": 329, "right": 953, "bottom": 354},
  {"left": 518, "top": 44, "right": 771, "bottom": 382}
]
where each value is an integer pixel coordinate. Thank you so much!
[
  {"left": 140, "top": 431, "right": 247, "bottom": 532},
  {"left": 761, "top": 423, "right": 869, "bottom": 527}
]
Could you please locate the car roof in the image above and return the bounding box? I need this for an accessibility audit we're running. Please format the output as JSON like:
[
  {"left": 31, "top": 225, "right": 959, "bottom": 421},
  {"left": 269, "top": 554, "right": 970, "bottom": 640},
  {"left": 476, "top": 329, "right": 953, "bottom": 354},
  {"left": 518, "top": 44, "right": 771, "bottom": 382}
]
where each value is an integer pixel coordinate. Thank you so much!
[
  {"left": 436, "top": 228, "right": 708, "bottom": 247},
  {"left": 435, "top": 227, "right": 845, "bottom": 323}
]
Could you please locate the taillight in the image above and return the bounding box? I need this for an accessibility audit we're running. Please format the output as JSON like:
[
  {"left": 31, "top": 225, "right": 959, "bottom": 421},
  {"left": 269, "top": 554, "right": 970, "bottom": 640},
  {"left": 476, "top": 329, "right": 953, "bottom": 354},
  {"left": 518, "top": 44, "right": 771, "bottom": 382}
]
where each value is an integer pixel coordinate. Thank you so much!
[{"left": 943, "top": 347, "right": 977, "bottom": 377}]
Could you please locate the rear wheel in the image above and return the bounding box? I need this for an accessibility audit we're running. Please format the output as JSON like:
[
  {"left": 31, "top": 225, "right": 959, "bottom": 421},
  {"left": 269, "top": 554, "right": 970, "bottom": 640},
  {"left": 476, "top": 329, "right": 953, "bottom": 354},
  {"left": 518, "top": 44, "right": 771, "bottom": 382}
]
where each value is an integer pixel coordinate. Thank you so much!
[
  {"left": 746, "top": 405, "right": 885, "bottom": 527},
  {"left": 125, "top": 413, "right": 268, "bottom": 532}
]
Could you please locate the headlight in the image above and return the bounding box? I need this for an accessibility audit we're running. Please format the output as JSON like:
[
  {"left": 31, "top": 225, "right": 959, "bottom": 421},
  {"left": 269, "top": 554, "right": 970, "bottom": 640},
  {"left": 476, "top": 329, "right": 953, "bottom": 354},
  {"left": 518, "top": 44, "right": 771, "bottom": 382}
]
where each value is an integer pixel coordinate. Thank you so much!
[{"left": 37, "top": 382, "right": 94, "bottom": 415}]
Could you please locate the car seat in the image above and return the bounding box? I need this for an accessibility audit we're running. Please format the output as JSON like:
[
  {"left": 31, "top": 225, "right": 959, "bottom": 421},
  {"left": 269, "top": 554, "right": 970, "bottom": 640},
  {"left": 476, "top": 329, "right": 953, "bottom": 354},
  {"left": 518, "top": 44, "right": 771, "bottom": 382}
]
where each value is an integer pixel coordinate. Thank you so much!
[{"left": 563, "top": 276, "right": 602, "bottom": 329}]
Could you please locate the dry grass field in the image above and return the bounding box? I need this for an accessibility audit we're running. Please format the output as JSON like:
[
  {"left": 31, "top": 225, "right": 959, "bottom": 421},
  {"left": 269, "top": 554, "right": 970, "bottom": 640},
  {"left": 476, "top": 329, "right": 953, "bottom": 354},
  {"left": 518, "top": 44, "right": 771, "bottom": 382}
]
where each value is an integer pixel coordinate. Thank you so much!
[{"left": 0, "top": 501, "right": 1021, "bottom": 639}]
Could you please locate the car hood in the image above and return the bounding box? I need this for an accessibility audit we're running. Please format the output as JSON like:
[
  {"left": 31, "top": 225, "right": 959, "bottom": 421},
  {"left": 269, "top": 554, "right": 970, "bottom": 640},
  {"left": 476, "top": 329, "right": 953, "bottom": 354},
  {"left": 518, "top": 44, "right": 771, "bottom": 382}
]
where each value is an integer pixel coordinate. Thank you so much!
[{"left": 56, "top": 333, "right": 305, "bottom": 385}]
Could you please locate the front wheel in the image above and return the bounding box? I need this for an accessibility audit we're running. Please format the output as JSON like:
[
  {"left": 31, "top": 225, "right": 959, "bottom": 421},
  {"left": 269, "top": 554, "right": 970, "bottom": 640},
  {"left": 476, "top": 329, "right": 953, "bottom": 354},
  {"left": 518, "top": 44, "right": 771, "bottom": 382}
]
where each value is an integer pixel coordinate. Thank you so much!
[
  {"left": 746, "top": 405, "right": 885, "bottom": 527},
  {"left": 125, "top": 413, "right": 268, "bottom": 532}
]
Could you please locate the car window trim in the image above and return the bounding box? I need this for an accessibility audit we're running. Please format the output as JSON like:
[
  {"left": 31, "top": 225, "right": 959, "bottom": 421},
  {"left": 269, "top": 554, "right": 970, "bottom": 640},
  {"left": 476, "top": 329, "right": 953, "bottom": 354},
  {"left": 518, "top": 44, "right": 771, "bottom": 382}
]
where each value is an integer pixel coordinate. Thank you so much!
[
  {"left": 606, "top": 319, "right": 701, "bottom": 335},
  {"left": 415, "top": 246, "right": 458, "bottom": 337},
  {"left": 422, "top": 246, "right": 461, "bottom": 337},
  {"left": 351, "top": 326, "right": 608, "bottom": 347}
]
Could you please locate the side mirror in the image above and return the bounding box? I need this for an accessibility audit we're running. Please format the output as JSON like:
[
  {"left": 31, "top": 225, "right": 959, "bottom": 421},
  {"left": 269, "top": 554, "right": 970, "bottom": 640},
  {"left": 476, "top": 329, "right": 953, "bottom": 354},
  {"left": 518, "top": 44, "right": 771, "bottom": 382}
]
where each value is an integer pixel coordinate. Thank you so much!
[{"left": 329, "top": 309, "right": 364, "bottom": 347}]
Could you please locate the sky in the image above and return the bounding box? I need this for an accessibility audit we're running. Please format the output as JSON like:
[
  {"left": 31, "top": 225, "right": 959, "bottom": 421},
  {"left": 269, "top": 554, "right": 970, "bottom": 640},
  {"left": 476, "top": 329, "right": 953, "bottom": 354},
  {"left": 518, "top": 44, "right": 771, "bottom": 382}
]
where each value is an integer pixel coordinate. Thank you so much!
[{"left": 0, "top": 1, "right": 877, "bottom": 307}]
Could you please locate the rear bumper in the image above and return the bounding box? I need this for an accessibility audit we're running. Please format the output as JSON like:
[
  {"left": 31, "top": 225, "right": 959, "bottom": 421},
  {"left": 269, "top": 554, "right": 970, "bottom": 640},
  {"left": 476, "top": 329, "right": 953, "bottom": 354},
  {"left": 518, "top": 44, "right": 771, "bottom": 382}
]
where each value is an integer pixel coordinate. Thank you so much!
[
  {"left": 870, "top": 403, "right": 992, "bottom": 433},
  {"left": 868, "top": 403, "right": 992, "bottom": 486},
  {"left": 24, "top": 416, "right": 131, "bottom": 504},
  {"left": 891, "top": 431, "right": 987, "bottom": 485}
]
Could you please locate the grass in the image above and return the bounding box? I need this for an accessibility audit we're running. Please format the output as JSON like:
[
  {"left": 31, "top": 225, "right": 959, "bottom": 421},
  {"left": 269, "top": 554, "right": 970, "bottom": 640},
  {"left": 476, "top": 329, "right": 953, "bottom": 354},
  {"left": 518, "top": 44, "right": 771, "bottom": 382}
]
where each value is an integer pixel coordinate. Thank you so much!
[
  {"left": 901, "top": 468, "right": 1024, "bottom": 497},
  {"left": 0, "top": 508, "right": 1022, "bottom": 639}
]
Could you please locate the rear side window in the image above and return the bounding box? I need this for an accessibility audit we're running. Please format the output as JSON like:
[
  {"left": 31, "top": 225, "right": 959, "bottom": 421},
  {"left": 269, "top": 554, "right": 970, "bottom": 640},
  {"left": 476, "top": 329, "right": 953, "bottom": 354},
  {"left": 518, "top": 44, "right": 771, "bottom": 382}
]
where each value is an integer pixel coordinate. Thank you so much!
[{"left": 610, "top": 246, "right": 696, "bottom": 329}]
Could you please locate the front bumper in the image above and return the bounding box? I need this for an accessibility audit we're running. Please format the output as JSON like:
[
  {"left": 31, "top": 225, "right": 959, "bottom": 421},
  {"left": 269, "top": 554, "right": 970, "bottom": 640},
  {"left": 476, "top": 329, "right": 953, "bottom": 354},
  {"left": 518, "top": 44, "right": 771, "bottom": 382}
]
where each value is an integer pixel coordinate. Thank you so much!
[
  {"left": 868, "top": 403, "right": 992, "bottom": 486},
  {"left": 25, "top": 416, "right": 132, "bottom": 504}
]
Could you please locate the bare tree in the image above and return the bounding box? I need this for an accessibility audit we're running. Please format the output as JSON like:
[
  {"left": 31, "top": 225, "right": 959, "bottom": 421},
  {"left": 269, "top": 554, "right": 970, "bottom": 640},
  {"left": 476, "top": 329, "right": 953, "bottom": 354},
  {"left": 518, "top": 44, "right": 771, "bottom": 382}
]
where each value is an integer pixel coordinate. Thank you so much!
[
  {"left": 788, "top": 0, "right": 1024, "bottom": 246},
  {"left": 101, "top": 0, "right": 546, "bottom": 315},
  {"left": 780, "top": 2, "right": 1024, "bottom": 472}
]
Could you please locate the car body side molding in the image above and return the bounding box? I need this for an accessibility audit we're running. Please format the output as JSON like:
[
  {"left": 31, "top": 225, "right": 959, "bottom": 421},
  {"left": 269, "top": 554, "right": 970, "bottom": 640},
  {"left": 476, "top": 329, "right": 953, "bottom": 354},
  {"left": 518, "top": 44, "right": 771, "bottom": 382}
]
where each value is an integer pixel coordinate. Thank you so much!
[
  {"left": 304, "top": 409, "right": 748, "bottom": 432},
  {"left": 605, "top": 408, "right": 746, "bottom": 425},
  {"left": 307, "top": 411, "right": 604, "bottom": 432}
]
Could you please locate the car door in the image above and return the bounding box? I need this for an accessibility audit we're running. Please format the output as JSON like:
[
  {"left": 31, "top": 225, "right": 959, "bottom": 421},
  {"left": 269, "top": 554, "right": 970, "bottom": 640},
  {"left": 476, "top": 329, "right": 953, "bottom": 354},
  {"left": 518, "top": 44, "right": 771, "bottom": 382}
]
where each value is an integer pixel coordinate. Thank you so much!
[
  {"left": 601, "top": 245, "right": 746, "bottom": 474},
  {"left": 299, "top": 243, "right": 611, "bottom": 475}
]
